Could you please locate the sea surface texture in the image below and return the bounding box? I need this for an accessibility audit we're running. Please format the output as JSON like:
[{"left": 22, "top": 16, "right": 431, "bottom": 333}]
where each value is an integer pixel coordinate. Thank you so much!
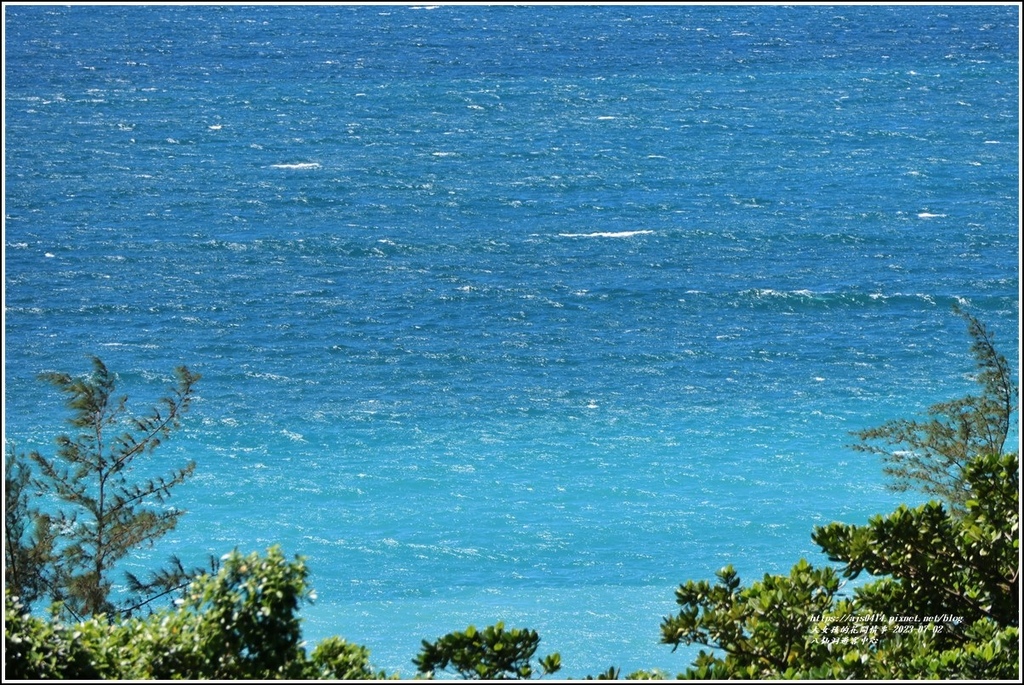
[{"left": 4, "top": 4, "right": 1019, "bottom": 677}]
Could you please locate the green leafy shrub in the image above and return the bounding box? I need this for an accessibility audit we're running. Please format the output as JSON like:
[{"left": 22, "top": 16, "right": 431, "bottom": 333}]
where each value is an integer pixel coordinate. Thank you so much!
[
  {"left": 414, "top": 621, "right": 562, "bottom": 679},
  {"left": 4, "top": 546, "right": 387, "bottom": 680},
  {"left": 661, "top": 452, "right": 1019, "bottom": 680}
]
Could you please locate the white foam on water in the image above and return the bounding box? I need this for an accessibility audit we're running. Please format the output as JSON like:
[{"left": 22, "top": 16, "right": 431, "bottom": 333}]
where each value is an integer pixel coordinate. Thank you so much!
[{"left": 558, "top": 230, "right": 655, "bottom": 238}]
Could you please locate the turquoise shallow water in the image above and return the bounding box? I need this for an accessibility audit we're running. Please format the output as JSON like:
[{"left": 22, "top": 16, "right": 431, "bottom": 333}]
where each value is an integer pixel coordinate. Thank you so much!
[{"left": 4, "top": 4, "right": 1019, "bottom": 676}]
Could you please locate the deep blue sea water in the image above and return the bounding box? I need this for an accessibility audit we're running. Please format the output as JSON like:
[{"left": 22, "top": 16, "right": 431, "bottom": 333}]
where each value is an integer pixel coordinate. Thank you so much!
[{"left": 4, "top": 4, "right": 1019, "bottom": 677}]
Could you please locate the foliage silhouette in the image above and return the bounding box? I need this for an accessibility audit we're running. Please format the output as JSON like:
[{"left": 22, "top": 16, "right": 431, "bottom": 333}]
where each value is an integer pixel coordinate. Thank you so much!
[
  {"left": 850, "top": 306, "right": 1018, "bottom": 510},
  {"left": 5, "top": 357, "right": 204, "bottom": 620}
]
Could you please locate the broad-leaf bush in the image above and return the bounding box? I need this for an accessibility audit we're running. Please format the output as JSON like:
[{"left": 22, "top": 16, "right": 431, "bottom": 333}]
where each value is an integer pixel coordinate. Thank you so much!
[
  {"left": 661, "top": 451, "right": 1019, "bottom": 680},
  {"left": 4, "top": 546, "right": 387, "bottom": 679},
  {"left": 413, "top": 621, "right": 562, "bottom": 679}
]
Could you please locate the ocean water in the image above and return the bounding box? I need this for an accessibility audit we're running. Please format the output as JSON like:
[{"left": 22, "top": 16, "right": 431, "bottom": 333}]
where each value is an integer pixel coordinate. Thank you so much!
[{"left": 3, "top": 4, "right": 1019, "bottom": 677}]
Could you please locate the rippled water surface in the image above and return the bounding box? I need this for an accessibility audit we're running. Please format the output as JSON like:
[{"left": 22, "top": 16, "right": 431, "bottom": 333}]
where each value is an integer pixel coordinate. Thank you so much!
[{"left": 4, "top": 4, "right": 1019, "bottom": 676}]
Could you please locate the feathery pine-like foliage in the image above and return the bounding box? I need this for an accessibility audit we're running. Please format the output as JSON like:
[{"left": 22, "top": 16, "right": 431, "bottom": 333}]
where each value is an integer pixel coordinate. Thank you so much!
[
  {"left": 4, "top": 546, "right": 388, "bottom": 680},
  {"left": 4, "top": 453, "right": 58, "bottom": 611},
  {"left": 6, "top": 357, "right": 202, "bottom": 620},
  {"left": 850, "top": 306, "right": 1018, "bottom": 510}
]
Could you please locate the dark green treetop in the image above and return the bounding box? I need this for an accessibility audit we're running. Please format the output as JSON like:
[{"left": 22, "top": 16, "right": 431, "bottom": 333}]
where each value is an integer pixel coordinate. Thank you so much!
[{"left": 414, "top": 622, "right": 562, "bottom": 679}]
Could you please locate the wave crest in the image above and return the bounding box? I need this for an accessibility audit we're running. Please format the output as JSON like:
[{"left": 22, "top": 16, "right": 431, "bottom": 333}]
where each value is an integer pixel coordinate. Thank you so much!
[
  {"left": 559, "top": 230, "right": 655, "bottom": 238},
  {"left": 270, "top": 162, "right": 321, "bottom": 170}
]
